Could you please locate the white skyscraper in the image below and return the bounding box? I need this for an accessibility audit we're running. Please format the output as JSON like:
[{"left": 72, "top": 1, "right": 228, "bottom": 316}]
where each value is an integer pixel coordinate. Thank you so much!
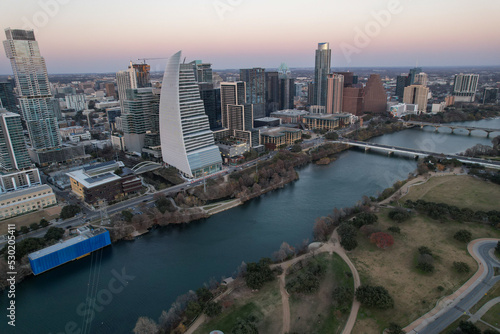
[
  {"left": 452, "top": 73, "right": 479, "bottom": 102},
  {"left": 159, "top": 51, "right": 222, "bottom": 178},
  {"left": 3, "top": 28, "right": 61, "bottom": 149}
]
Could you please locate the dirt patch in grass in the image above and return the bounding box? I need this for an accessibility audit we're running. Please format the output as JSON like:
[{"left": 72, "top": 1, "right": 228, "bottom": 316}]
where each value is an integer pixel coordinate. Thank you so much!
[
  {"left": 0, "top": 206, "right": 62, "bottom": 234},
  {"left": 400, "top": 175, "right": 500, "bottom": 211},
  {"left": 194, "top": 279, "right": 282, "bottom": 334},
  {"left": 288, "top": 253, "right": 353, "bottom": 334},
  {"left": 349, "top": 208, "right": 500, "bottom": 332},
  {"left": 351, "top": 316, "right": 380, "bottom": 334}
]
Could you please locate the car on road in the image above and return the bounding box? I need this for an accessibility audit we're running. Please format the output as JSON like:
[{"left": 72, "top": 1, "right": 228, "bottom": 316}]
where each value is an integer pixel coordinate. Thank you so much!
[{"left": 142, "top": 199, "right": 148, "bottom": 203}]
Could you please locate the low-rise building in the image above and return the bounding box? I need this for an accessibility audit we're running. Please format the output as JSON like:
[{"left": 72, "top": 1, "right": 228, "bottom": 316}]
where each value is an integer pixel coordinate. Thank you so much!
[
  {"left": 270, "top": 109, "right": 309, "bottom": 124},
  {"left": 389, "top": 103, "right": 419, "bottom": 117},
  {"left": 303, "top": 113, "right": 351, "bottom": 131},
  {"left": 67, "top": 161, "right": 142, "bottom": 205},
  {"left": 0, "top": 184, "right": 56, "bottom": 220},
  {"left": 259, "top": 127, "right": 302, "bottom": 148},
  {"left": 0, "top": 168, "right": 42, "bottom": 193}
]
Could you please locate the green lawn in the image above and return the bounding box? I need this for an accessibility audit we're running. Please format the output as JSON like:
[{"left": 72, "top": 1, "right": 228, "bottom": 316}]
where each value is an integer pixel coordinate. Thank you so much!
[
  {"left": 194, "top": 279, "right": 281, "bottom": 334},
  {"left": 482, "top": 302, "right": 500, "bottom": 328},
  {"left": 401, "top": 175, "right": 500, "bottom": 211}
]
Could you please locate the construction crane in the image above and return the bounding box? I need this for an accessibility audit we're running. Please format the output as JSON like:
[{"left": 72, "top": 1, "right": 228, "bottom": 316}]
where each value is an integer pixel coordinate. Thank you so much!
[{"left": 137, "top": 57, "right": 169, "bottom": 64}]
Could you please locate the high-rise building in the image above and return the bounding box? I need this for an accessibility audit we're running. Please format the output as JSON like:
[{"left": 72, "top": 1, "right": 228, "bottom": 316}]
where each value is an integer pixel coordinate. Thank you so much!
[
  {"left": 326, "top": 73, "right": 344, "bottom": 114},
  {"left": 342, "top": 87, "right": 363, "bottom": 116},
  {"left": 0, "top": 79, "right": 17, "bottom": 113},
  {"left": 220, "top": 82, "right": 246, "bottom": 128},
  {"left": 131, "top": 63, "right": 151, "bottom": 88},
  {"left": 240, "top": 68, "right": 266, "bottom": 105},
  {"left": 335, "top": 72, "right": 357, "bottom": 87},
  {"left": 3, "top": 28, "right": 61, "bottom": 150},
  {"left": 116, "top": 62, "right": 151, "bottom": 109},
  {"left": 159, "top": 51, "right": 222, "bottom": 178},
  {"left": 307, "top": 82, "right": 315, "bottom": 106},
  {"left": 362, "top": 74, "right": 387, "bottom": 114},
  {"left": 240, "top": 67, "right": 266, "bottom": 119},
  {"left": 193, "top": 62, "right": 213, "bottom": 83},
  {"left": 482, "top": 87, "right": 499, "bottom": 104},
  {"left": 105, "top": 83, "right": 117, "bottom": 99},
  {"left": 199, "top": 83, "right": 222, "bottom": 130},
  {"left": 279, "top": 78, "right": 295, "bottom": 110},
  {"left": 408, "top": 67, "right": 423, "bottom": 85},
  {"left": 121, "top": 88, "right": 159, "bottom": 153},
  {"left": 452, "top": 73, "right": 479, "bottom": 102},
  {"left": 403, "top": 84, "right": 429, "bottom": 113},
  {"left": 0, "top": 109, "right": 31, "bottom": 171},
  {"left": 395, "top": 74, "right": 408, "bottom": 100},
  {"left": 65, "top": 94, "right": 86, "bottom": 112},
  {"left": 313, "top": 42, "right": 331, "bottom": 106},
  {"left": 414, "top": 72, "right": 428, "bottom": 86},
  {"left": 265, "top": 71, "right": 280, "bottom": 114}
]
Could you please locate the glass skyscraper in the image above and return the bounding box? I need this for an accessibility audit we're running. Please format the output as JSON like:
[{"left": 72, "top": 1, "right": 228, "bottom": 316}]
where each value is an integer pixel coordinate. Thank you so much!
[
  {"left": 0, "top": 109, "right": 31, "bottom": 171},
  {"left": 313, "top": 42, "right": 331, "bottom": 107},
  {"left": 3, "top": 28, "right": 61, "bottom": 150},
  {"left": 160, "top": 51, "right": 222, "bottom": 178}
]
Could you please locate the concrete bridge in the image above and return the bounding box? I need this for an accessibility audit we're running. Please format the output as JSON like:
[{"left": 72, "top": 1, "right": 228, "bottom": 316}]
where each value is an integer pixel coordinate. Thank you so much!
[
  {"left": 335, "top": 139, "right": 500, "bottom": 170},
  {"left": 403, "top": 121, "right": 500, "bottom": 137}
]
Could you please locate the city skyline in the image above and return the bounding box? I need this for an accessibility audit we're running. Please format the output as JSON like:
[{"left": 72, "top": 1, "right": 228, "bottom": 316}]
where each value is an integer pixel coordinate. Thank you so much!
[{"left": 1, "top": 0, "right": 500, "bottom": 74}]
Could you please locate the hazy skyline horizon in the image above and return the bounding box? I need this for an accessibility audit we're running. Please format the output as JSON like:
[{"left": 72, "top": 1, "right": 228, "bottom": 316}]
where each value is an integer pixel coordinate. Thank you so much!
[{"left": 1, "top": 0, "right": 500, "bottom": 75}]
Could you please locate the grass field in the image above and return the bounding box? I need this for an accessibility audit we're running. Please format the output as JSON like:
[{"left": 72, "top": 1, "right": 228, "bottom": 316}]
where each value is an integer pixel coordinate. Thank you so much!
[
  {"left": 0, "top": 206, "right": 62, "bottom": 235},
  {"left": 350, "top": 208, "right": 500, "bottom": 333},
  {"left": 288, "top": 253, "right": 353, "bottom": 334},
  {"left": 482, "top": 302, "right": 500, "bottom": 328},
  {"left": 194, "top": 279, "right": 282, "bottom": 334},
  {"left": 400, "top": 175, "right": 500, "bottom": 211}
]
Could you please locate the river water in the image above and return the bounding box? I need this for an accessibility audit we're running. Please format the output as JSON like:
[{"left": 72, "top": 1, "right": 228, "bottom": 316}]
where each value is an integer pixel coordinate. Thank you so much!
[{"left": 1, "top": 118, "right": 499, "bottom": 334}]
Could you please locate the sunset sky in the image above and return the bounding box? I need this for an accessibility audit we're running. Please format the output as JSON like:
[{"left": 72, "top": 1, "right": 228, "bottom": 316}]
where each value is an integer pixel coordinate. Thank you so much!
[{"left": 1, "top": 0, "right": 499, "bottom": 74}]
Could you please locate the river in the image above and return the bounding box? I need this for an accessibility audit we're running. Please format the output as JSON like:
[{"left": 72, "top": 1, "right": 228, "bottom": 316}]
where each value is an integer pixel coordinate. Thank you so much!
[{"left": 1, "top": 118, "right": 499, "bottom": 334}]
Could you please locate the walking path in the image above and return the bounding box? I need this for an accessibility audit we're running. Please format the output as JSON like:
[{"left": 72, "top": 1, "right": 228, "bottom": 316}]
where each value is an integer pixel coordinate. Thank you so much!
[
  {"left": 274, "top": 230, "right": 361, "bottom": 334},
  {"left": 469, "top": 297, "right": 500, "bottom": 322},
  {"left": 404, "top": 238, "right": 500, "bottom": 333}
]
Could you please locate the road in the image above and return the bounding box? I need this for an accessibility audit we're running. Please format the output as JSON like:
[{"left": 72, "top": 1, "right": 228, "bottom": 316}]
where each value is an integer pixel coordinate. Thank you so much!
[
  {"left": 406, "top": 239, "right": 500, "bottom": 333},
  {"left": 1, "top": 151, "right": 278, "bottom": 247}
]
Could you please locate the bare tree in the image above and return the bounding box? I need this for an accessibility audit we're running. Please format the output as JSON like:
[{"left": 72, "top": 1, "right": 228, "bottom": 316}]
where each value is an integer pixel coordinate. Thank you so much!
[{"left": 133, "top": 317, "right": 158, "bottom": 334}]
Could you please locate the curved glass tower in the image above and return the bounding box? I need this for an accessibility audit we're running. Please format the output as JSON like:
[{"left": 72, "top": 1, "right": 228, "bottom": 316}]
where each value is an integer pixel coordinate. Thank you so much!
[{"left": 160, "top": 51, "right": 222, "bottom": 178}]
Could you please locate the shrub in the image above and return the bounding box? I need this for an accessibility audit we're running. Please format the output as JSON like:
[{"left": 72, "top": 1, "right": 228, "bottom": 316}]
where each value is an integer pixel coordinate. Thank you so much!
[
  {"left": 417, "top": 254, "right": 435, "bottom": 273},
  {"left": 245, "top": 258, "right": 274, "bottom": 289},
  {"left": 388, "top": 226, "right": 400, "bottom": 234},
  {"left": 286, "top": 259, "right": 326, "bottom": 294},
  {"left": 332, "top": 286, "right": 353, "bottom": 307},
  {"left": 387, "top": 323, "right": 405, "bottom": 334},
  {"left": 337, "top": 222, "right": 358, "bottom": 251},
  {"left": 453, "top": 261, "right": 471, "bottom": 274},
  {"left": 418, "top": 246, "right": 433, "bottom": 256},
  {"left": 454, "top": 229, "right": 472, "bottom": 243},
  {"left": 205, "top": 301, "right": 222, "bottom": 317},
  {"left": 360, "top": 225, "right": 380, "bottom": 237},
  {"left": 369, "top": 232, "right": 394, "bottom": 249},
  {"left": 60, "top": 204, "right": 81, "bottom": 220},
  {"left": 44, "top": 227, "right": 64, "bottom": 242},
  {"left": 355, "top": 285, "right": 394, "bottom": 309},
  {"left": 388, "top": 209, "right": 411, "bottom": 223}
]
